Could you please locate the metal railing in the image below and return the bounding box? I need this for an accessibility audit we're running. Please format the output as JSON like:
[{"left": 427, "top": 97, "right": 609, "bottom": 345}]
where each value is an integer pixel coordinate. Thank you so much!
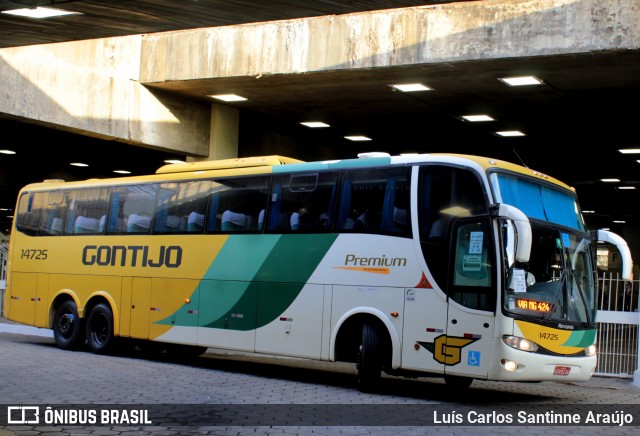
[{"left": 595, "top": 272, "right": 639, "bottom": 378}]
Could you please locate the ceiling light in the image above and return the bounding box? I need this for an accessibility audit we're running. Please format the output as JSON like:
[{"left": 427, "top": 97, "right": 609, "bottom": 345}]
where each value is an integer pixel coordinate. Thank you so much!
[
  {"left": 618, "top": 148, "right": 640, "bottom": 154},
  {"left": 208, "top": 94, "right": 247, "bottom": 102},
  {"left": 613, "top": 220, "right": 626, "bottom": 224},
  {"left": 113, "top": 170, "right": 131, "bottom": 174},
  {"left": 70, "top": 162, "right": 88, "bottom": 167},
  {"left": 495, "top": 130, "right": 525, "bottom": 137},
  {"left": 462, "top": 115, "right": 495, "bottom": 122},
  {"left": 498, "top": 76, "right": 543, "bottom": 86},
  {"left": 164, "top": 159, "right": 186, "bottom": 164},
  {"left": 300, "top": 121, "right": 330, "bottom": 128},
  {"left": 0, "top": 149, "right": 16, "bottom": 154},
  {"left": 601, "top": 178, "right": 620, "bottom": 182},
  {"left": 582, "top": 210, "right": 595, "bottom": 214},
  {"left": 1, "top": 7, "right": 81, "bottom": 19},
  {"left": 345, "top": 136, "right": 372, "bottom": 141},
  {"left": 390, "top": 83, "right": 433, "bottom": 92},
  {"left": 617, "top": 186, "right": 636, "bottom": 190}
]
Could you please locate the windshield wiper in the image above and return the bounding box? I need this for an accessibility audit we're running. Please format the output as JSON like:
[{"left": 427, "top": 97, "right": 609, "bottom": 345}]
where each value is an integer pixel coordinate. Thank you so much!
[
  {"left": 544, "top": 269, "right": 566, "bottom": 321},
  {"left": 567, "top": 266, "right": 593, "bottom": 325}
]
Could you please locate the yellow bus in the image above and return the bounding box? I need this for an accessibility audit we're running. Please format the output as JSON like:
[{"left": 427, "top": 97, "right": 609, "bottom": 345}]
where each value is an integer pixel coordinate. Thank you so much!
[{"left": 3, "top": 153, "right": 632, "bottom": 391}]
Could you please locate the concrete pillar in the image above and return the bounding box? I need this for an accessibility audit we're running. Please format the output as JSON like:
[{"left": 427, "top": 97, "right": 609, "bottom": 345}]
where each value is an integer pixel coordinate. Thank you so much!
[{"left": 188, "top": 104, "right": 239, "bottom": 162}]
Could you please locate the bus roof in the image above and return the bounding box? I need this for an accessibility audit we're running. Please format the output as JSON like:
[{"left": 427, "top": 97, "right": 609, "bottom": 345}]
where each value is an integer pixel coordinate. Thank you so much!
[
  {"left": 428, "top": 153, "right": 573, "bottom": 191},
  {"left": 155, "top": 155, "right": 304, "bottom": 174},
  {"left": 19, "top": 152, "right": 572, "bottom": 193}
]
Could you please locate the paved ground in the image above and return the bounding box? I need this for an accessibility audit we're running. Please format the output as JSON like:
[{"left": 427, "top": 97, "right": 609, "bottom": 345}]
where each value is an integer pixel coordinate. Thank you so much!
[{"left": 0, "top": 319, "right": 638, "bottom": 435}]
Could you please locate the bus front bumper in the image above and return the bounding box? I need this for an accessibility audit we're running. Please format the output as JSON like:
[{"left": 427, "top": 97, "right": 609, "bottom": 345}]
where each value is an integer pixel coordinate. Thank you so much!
[{"left": 488, "top": 338, "right": 597, "bottom": 382}]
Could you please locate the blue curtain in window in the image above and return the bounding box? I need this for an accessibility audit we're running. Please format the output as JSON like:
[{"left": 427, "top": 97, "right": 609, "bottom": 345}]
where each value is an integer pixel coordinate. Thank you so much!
[
  {"left": 380, "top": 177, "right": 396, "bottom": 230},
  {"left": 107, "top": 192, "right": 120, "bottom": 232},
  {"left": 540, "top": 186, "right": 583, "bottom": 231},
  {"left": 337, "top": 176, "right": 352, "bottom": 229},
  {"left": 326, "top": 181, "right": 337, "bottom": 229},
  {"left": 498, "top": 174, "right": 584, "bottom": 231},
  {"left": 207, "top": 192, "right": 220, "bottom": 231},
  {"left": 268, "top": 181, "right": 282, "bottom": 230},
  {"left": 498, "top": 176, "right": 546, "bottom": 221}
]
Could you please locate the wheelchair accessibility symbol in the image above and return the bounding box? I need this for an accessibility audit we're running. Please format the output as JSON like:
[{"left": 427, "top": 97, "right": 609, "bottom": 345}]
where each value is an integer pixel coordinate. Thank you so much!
[{"left": 468, "top": 351, "right": 481, "bottom": 367}]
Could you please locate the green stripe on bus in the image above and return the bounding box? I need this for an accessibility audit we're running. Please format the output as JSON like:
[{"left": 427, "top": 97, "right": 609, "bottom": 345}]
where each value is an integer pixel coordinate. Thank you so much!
[
  {"left": 562, "top": 329, "right": 596, "bottom": 348},
  {"left": 157, "top": 234, "right": 337, "bottom": 330},
  {"left": 202, "top": 233, "right": 337, "bottom": 330}
]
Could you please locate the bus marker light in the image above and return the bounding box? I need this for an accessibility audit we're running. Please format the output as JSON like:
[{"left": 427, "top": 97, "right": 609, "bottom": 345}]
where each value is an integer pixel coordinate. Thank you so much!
[
  {"left": 184, "top": 298, "right": 190, "bottom": 304},
  {"left": 390, "top": 312, "right": 399, "bottom": 317}
]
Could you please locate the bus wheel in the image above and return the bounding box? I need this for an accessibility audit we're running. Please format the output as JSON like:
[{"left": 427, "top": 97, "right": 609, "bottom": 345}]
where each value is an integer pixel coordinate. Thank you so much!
[
  {"left": 53, "top": 300, "right": 85, "bottom": 350},
  {"left": 444, "top": 374, "right": 473, "bottom": 390},
  {"left": 357, "top": 323, "right": 382, "bottom": 392},
  {"left": 86, "top": 303, "right": 114, "bottom": 354}
]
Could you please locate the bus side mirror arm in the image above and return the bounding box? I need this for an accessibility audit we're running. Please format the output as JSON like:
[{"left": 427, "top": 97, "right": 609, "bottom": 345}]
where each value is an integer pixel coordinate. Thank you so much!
[
  {"left": 491, "top": 203, "right": 532, "bottom": 264},
  {"left": 596, "top": 229, "right": 633, "bottom": 280}
]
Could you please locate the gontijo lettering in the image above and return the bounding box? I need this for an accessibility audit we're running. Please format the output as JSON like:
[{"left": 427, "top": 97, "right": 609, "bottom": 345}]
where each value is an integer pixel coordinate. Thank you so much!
[{"left": 82, "top": 245, "right": 182, "bottom": 268}]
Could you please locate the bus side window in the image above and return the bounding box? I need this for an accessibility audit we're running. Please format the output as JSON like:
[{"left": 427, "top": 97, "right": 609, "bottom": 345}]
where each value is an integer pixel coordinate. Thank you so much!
[
  {"left": 107, "top": 184, "right": 158, "bottom": 234},
  {"left": 418, "top": 165, "right": 489, "bottom": 289},
  {"left": 39, "top": 191, "right": 67, "bottom": 236},
  {"left": 65, "top": 188, "right": 110, "bottom": 235},
  {"left": 336, "top": 167, "right": 410, "bottom": 236},
  {"left": 153, "top": 180, "right": 210, "bottom": 233},
  {"left": 15, "top": 192, "right": 44, "bottom": 236},
  {"left": 209, "top": 177, "right": 269, "bottom": 233},
  {"left": 268, "top": 173, "right": 337, "bottom": 233}
]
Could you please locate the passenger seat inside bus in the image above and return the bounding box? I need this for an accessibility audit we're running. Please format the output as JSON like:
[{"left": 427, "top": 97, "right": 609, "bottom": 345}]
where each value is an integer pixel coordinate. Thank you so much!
[
  {"left": 75, "top": 216, "right": 99, "bottom": 234},
  {"left": 127, "top": 213, "right": 151, "bottom": 232},
  {"left": 187, "top": 211, "right": 205, "bottom": 232},
  {"left": 221, "top": 210, "right": 247, "bottom": 231}
]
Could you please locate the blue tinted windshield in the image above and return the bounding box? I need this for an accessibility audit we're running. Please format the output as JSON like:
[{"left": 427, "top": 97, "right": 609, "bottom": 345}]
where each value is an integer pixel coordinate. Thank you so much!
[{"left": 492, "top": 173, "right": 586, "bottom": 232}]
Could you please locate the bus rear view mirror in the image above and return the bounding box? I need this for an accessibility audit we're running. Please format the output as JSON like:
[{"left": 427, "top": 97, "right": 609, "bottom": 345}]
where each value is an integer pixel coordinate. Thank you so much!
[
  {"left": 596, "top": 229, "right": 633, "bottom": 280},
  {"left": 493, "top": 203, "right": 532, "bottom": 264}
]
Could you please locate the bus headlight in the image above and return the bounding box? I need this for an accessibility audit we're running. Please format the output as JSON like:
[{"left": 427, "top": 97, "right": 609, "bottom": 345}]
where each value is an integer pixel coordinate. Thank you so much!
[
  {"left": 585, "top": 344, "right": 596, "bottom": 357},
  {"left": 502, "top": 335, "right": 538, "bottom": 352}
]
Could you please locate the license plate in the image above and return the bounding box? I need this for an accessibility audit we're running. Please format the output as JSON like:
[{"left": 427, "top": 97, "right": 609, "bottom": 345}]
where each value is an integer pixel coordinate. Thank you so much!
[{"left": 554, "top": 366, "right": 571, "bottom": 376}]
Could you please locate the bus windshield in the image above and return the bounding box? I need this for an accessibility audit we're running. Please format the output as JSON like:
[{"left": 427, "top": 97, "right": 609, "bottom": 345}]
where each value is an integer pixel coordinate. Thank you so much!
[
  {"left": 492, "top": 172, "right": 597, "bottom": 325},
  {"left": 491, "top": 172, "right": 586, "bottom": 233},
  {"left": 503, "top": 225, "right": 597, "bottom": 325}
]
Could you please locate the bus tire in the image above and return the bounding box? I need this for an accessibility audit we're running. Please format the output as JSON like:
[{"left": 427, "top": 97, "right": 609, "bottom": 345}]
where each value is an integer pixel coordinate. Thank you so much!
[
  {"left": 86, "top": 303, "right": 115, "bottom": 355},
  {"left": 357, "top": 323, "right": 382, "bottom": 392},
  {"left": 52, "top": 300, "right": 85, "bottom": 350},
  {"left": 444, "top": 374, "right": 473, "bottom": 390}
]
